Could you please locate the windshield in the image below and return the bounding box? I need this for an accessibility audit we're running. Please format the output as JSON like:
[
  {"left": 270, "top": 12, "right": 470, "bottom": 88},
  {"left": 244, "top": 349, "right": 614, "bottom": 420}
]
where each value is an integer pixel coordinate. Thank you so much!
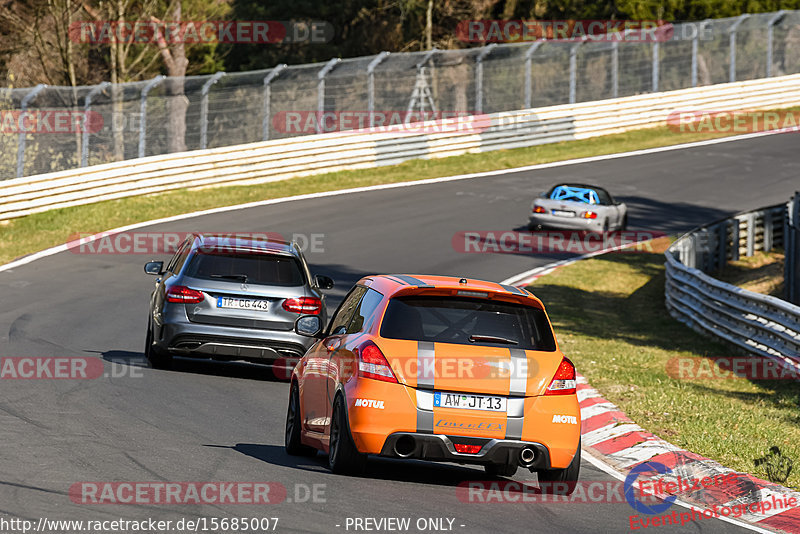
[{"left": 380, "top": 296, "right": 556, "bottom": 351}]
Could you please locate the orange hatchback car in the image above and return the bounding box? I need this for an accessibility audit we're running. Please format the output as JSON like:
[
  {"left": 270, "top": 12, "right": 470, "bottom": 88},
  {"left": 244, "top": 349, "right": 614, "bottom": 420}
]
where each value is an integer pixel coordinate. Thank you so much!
[{"left": 285, "top": 274, "right": 581, "bottom": 485}]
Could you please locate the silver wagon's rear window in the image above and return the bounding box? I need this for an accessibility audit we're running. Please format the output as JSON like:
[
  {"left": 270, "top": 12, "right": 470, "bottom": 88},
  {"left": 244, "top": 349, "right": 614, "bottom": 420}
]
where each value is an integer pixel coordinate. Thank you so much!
[{"left": 184, "top": 252, "right": 305, "bottom": 287}]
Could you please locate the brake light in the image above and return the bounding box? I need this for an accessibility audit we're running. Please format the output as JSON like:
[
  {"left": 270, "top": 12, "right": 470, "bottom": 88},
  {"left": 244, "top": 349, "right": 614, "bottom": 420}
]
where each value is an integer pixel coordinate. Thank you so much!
[
  {"left": 282, "top": 297, "right": 322, "bottom": 315},
  {"left": 533, "top": 205, "right": 546, "bottom": 214},
  {"left": 581, "top": 211, "right": 598, "bottom": 219},
  {"left": 545, "top": 358, "right": 576, "bottom": 395},
  {"left": 357, "top": 341, "right": 397, "bottom": 383},
  {"left": 166, "top": 285, "right": 204, "bottom": 303},
  {"left": 454, "top": 443, "right": 482, "bottom": 454}
]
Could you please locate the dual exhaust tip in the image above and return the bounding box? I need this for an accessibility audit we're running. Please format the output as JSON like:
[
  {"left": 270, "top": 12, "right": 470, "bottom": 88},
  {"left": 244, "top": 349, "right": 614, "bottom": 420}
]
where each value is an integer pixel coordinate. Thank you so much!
[{"left": 392, "top": 435, "right": 537, "bottom": 467}]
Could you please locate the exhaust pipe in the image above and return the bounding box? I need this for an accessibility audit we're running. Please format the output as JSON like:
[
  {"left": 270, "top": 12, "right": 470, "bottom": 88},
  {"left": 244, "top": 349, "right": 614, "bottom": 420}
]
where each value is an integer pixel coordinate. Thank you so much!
[
  {"left": 519, "top": 447, "right": 536, "bottom": 467},
  {"left": 394, "top": 435, "right": 416, "bottom": 458}
]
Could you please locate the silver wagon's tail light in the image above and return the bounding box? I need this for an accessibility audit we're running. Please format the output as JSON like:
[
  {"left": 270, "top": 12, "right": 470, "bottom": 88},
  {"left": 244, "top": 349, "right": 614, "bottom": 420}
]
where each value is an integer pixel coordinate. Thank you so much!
[
  {"left": 282, "top": 297, "right": 322, "bottom": 314},
  {"left": 166, "top": 285, "right": 204, "bottom": 304},
  {"left": 545, "top": 358, "right": 577, "bottom": 395}
]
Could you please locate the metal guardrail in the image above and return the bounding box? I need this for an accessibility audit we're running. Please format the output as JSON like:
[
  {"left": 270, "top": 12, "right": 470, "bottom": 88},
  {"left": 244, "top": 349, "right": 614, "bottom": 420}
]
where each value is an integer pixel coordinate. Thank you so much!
[
  {"left": 665, "top": 201, "right": 800, "bottom": 370},
  {"left": 3, "top": 73, "right": 800, "bottom": 221},
  {"left": 3, "top": 10, "right": 800, "bottom": 180}
]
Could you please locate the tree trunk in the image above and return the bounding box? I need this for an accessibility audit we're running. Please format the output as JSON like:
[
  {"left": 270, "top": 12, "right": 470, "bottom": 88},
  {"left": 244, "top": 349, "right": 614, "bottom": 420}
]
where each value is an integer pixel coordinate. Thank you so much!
[{"left": 152, "top": 4, "right": 188, "bottom": 153}]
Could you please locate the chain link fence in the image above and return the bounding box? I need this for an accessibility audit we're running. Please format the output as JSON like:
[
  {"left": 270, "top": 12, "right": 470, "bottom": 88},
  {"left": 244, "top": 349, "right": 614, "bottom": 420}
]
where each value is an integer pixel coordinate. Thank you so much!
[{"left": 3, "top": 11, "right": 800, "bottom": 180}]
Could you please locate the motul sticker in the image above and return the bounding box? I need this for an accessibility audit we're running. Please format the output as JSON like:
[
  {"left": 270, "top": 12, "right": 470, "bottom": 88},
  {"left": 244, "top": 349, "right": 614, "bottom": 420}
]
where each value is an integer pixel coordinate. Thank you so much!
[
  {"left": 354, "top": 399, "right": 384, "bottom": 409},
  {"left": 552, "top": 414, "right": 578, "bottom": 424}
]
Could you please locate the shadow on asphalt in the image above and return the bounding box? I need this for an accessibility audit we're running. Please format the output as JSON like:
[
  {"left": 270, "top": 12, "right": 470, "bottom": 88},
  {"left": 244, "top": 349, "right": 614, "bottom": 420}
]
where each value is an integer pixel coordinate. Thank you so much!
[{"left": 223, "top": 443, "right": 544, "bottom": 487}]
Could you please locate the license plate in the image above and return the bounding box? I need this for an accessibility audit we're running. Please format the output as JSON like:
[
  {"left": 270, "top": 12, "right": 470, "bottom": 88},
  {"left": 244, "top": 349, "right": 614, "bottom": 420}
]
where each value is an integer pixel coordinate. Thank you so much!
[
  {"left": 433, "top": 392, "right": 507, "bottom": 412},
  {"left": 216, "top": 297, "right": 269, "bottom": 311},
  {"left": 551, "top": 209, "right": 575, "bottom": 217}
]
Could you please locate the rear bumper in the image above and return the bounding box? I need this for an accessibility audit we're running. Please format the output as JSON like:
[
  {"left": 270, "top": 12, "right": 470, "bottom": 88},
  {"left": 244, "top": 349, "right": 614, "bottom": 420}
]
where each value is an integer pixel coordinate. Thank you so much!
[
  {"left": 379, "top": 432, "right": 552, "bottom": 469},
  {"left": 154, "top": 307, "right": 312, "bottom": 361},
  {"left": 528, "top": 213, "right": 604, "bottom": 231}
]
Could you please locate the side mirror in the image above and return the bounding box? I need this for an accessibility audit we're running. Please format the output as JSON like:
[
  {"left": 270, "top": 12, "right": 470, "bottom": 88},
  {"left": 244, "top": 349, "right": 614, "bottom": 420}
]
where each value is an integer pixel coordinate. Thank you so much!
[
  {"left": 315, "top": 275, "right": 334, "bottom": 290},
  {"left": 144, "top": 260, "right": 164, "bottom": 275},
  {"left": 295, "top": 316, "right": 323, "bottom": 338}
]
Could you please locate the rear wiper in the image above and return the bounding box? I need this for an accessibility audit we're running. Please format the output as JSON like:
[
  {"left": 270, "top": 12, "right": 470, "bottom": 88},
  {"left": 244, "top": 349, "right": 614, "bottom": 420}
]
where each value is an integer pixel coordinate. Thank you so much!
[
  {"left": 469, "top": 334, "right": 518, "bottom": 345},
  {"left": 210, "top": 274, "right": 248, "bottom": 283}
]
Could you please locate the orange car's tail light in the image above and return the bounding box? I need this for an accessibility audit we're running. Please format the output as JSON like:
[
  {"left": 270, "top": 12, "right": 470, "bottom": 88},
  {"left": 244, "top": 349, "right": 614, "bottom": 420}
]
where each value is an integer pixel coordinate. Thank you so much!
[
  {"left": 532, "top": 205, "right": 546, "bottom": 214},
  {"left": 545, "top": 358, "right": 576, "bottom": 395},
  {"left": 454, "top": 444, "right": 482, "bottom": 454},
  {"left": 357, "top": 341, "right": 397, "bottom": 383},
  {"left": 166, "top": 285, "right": 204, "bottom": 304}
]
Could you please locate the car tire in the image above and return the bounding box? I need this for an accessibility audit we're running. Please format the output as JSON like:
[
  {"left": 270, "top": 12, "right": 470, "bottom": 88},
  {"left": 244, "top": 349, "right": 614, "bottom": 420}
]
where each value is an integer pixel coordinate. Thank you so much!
[
  {"left": 601, "top": 219, "right": 610, "bottom": 234},
  {"left": 328, "top": 395, "right": 367, "bottom": 475},
  {"left": 285, "top": 383, "right": 317, "bottom": 457},
  {"left": 485, "top": 463, "right": 518, "bottom": 478},
  {"left": 537, "top": 442, "right": 581, "bottom": 495},
  {"left": 528, "top": 223, "right": 543, "bottom": 232},
  {"left": 145, "top": 321, "right": 172, "bottom": 370},
  {"left": 620, "top": 214, "right": 628, "bottom": 231}
]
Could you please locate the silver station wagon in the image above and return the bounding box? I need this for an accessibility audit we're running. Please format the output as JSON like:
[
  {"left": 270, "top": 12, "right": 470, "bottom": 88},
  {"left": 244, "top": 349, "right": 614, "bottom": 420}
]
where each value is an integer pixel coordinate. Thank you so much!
[{"left": 143, "top": 233, "right": 333, "bottom": 371}]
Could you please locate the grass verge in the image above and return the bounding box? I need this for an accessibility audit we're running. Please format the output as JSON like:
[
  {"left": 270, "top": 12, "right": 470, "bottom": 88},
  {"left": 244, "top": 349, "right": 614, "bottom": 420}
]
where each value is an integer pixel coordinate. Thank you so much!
[
  {"left": 715, "top": 250, "right": 785, "bottom": 297},
  {"left": 0, "top": 124, "right": 753, "bottom": 266},
  {"left": 527, "top": 238, "right": 800, "bottom": 489}
]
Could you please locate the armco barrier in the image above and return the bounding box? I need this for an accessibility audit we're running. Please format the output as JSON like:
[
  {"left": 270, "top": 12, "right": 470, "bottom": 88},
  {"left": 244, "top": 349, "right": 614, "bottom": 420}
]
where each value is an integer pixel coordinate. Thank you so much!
[
  {"left": 3, "top": 73, "right": 800, "bottom": 221},
  {"left": 665, "top": 201, "right": 800, "bottom": 373}
]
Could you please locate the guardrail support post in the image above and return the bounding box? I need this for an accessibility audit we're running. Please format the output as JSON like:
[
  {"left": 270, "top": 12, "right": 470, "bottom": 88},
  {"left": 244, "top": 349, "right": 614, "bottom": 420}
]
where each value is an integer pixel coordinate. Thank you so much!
[
  {"left": 367, "top": 52, "right": 390, "bottom": 127},
  {"left": 524, "top": 41, "right": 544, "bottom": 108},
  {"left": 475, "top": 44, "right": 497, "bottom": 114},
  {"left": 16, "top": 84, "right": 47, "bottom": 178},
  {"left": 200, "top": 72, "right": 226, "bottom": 150},
  {"left": 766, "top": 11, "right": 786, "bottom": 77},
  {"left": 316, "top": 58, "right": 341, "bottom": 134},
  {"left": 765, "top": 210, "right": 774, "bottom": 252},
  {"left": 746, "top": 213, "right": 756, "bottom": 256},
  {"left": 139, "top": 75, "right": 165, "bottom": 159},
  {"left": 731, "top": 219, "right": 741, "bottom": 261},
  {"left": 262, "top": 64, "right": 287, "bottom": 141},
  {"left": 81, "top": 82, "right": 110, "bottom": 168},
  {"left": 729, "top": 14, "right": 750, "bottom": 83}
]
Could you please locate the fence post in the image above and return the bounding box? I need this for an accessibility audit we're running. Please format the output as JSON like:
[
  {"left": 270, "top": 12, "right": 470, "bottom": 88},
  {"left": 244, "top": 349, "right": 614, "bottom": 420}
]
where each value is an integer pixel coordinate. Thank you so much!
[
  {"left": 199, "top": 72, "right": 225, "bottom": 150},
  {"left": 138, "top": 75, "right": 165, "bottom": 158},
  {"left": 569, "top": 41, "right": 585, "bottom": 104},
  {"left": 16, "top": 84, "right": 46, "bottom": 178},
  {"left": 474, "top": 44, "right": 497, "bottom": 114},
  {"left": 81, "top": 82, "right": 110, "bottom": 168},
  {"left": 766, "top": 11, "right": 786, "bottom": 77},
  {"left": 652, "top": 41, "right": 660, "bottom": 92},
  {"left": 729, "top": 14, "right": 750, "bottom": 83},
  {"left": 262, "top": 64, "right": 287, "bottom": 141},
  {"left": 367, "top": 52, "right": 390, "bottom": 127},
  {"left": 691, "top": 20, "right": 712, "bottom": 88},
  {"left": 524, "top": 41, "right": 544, "bottom": 108},
  {"left": 746, "top": 212, "right": 756, "bottom": 256},
  {"left": 611, "top": 41, "right": 619, "bottom": 98},
  {"left": 717, "top": 221, "right": 727, "bottom": 270},
  {"left": 764, "top": 209, "right": 774, "bottom": 252},
  {"left": 316, "top": 58, "right": 341, "bottom": 134}
]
